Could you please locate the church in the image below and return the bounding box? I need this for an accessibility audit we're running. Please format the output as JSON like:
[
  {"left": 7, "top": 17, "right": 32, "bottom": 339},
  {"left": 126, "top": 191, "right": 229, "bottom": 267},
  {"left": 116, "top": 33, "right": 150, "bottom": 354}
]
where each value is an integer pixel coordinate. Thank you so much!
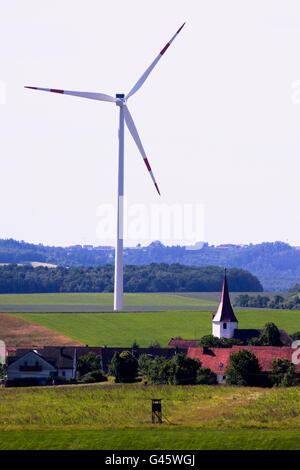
[
  {"left": 168, "top": 270, "right": 296, "bottom": 384},
  {"left": 169, "top": 269, "right": 293, "bottom": 348}
]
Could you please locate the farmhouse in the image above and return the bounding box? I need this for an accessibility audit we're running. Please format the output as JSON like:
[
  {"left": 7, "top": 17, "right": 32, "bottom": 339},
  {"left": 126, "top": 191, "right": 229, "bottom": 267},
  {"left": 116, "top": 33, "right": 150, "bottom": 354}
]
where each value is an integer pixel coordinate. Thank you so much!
[
  {"left": 188, "top": 345, "right": 300, "bottom": 384},
  {"left": 6, "top": 347, "right": 78, "bottom": 385}
]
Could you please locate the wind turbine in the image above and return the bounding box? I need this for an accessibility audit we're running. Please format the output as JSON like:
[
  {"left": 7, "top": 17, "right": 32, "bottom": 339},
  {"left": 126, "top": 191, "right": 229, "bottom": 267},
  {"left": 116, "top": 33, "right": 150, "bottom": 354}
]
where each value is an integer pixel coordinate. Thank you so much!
[{"left": 25, "top": 23, "right": 185, "bottom": 311}]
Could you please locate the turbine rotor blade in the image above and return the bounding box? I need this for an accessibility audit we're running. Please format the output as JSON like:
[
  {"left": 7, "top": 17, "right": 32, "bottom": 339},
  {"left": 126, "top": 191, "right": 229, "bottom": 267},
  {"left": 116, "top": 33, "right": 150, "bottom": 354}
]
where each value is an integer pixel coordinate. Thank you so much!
[
  {"left": 126, "top": 22, "right": 185, "bottom": 100},
  {"left": 24, "top": 86, "right": 116, "bottom": 103},
  {"left": 123, "top": 105, "right": 160, "bottom": 195}
]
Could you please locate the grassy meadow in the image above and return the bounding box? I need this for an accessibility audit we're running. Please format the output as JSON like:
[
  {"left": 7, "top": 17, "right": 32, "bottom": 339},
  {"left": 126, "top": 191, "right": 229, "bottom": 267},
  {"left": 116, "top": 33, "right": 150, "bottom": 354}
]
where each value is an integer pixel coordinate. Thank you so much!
[
  {"left": 11, "top": 308, "right": 300, "bottom": 347},
  {"left": 0, "top": 383, "right": 300, "bottom": 450},
  {"left": 0, "top": 292, "right": 217, "bottom": 307}
]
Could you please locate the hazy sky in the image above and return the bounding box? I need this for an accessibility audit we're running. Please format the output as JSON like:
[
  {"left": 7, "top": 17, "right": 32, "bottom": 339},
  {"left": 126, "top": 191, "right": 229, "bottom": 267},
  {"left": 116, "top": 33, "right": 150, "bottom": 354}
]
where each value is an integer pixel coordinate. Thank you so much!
[{"left": 1, "top": 0, "right": 300, "bottom": 247}]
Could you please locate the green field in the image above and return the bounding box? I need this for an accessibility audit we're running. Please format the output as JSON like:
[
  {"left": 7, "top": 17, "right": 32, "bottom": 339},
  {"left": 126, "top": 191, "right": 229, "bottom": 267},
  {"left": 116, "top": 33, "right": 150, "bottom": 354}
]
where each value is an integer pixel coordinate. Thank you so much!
[
  {"left": 12, "top": 309, "right": 300, "bottom": 347},
  {"left": 0, "top": 292, "right": 216, "bottom": 307},
  {"left": 0, "top": 383, "right": 300, "bottom": 450}
]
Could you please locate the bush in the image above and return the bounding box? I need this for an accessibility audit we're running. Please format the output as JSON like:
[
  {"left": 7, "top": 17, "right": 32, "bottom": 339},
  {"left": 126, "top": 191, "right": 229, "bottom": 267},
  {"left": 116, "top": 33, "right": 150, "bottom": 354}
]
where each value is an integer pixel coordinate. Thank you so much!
[
  {"left": 138, "top": 354, "right": 152, "bottom": 376},
  {"left": 144, "top": 353, "right": 201, "bottom": 385},
  {"left": 6, "top": 377, "right": 46, "bottom": 387},
  {"left": 77, "top": 352, "right": 101, "bottom": 377},
  {"left": 270, "top": 358, "right": 296, "bottom": 387},
  {"left": 146, "top": 356, "right": 171, "bottom": 384},
  {"left": 68, "top": 377, "right": 78, "bottom": 384},
  {"left": 89, "top": 369, "right": 107, "bottom": 382},
  {"left": 167, "top": 354, "right": 200, "bottom": 385},
  {"left": 108, "top": 351, "right": 138, "bottom": 383},
  {"left": 226, "top": 349, "right": 262, "bottom": 386},
  {"left": 148, "top": 340, "right": 161, "bottom": 349},
  {"left": 198, "top": 335, "right": 244, "bottom": 348},
  {"left": 196, "top": 368, "right": 218, "bottom": 385},
  {"left": 248, "top": 322, "right": 283, "bottom": 346}
]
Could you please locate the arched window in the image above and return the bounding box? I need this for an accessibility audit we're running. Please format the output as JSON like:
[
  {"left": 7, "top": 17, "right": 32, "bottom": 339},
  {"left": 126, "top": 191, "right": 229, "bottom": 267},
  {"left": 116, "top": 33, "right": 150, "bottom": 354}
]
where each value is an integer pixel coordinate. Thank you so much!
[{"left": 223, "top": 322, "right": 227, "bottom": 329}]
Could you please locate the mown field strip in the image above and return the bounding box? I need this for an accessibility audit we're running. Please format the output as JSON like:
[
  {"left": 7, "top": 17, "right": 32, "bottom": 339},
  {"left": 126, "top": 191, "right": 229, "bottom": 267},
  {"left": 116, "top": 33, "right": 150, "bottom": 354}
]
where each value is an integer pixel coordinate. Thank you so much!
[
  {"left": 11, "top": 309, "right": 300, "bottom": 347},
  {"left": 0, "top": 292, "right": 216, "bottom": 306}
]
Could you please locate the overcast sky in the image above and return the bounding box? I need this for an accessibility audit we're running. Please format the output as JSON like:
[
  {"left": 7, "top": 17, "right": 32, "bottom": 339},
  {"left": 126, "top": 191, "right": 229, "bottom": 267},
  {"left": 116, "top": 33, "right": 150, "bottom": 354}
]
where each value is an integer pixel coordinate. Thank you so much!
[{"left": 1, "top": 0, "right": 300, "bottom": 247}]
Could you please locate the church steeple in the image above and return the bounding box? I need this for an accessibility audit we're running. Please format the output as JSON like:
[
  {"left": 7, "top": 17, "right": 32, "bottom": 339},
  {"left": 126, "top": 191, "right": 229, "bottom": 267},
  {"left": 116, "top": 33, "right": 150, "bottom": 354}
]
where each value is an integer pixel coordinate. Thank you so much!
[
  {"left": 213, "top": 269, "right": 238, "bottom": 323},
  {"left": 212, "top": 269, "right": 238, "bottom": 339}
]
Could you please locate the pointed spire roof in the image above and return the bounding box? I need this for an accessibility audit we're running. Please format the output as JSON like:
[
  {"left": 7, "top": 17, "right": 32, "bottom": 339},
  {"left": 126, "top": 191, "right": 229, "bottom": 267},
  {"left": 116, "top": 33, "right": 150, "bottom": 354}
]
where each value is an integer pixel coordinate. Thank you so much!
[{"left": 213, "top": 269, "right": 238, "bottom": 323}]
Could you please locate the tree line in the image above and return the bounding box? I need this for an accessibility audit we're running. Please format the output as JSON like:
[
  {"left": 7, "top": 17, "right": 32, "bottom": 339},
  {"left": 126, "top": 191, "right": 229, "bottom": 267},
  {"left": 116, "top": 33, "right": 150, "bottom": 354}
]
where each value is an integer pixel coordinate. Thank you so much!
[
  {"left": 0, "top": 264, "right": 262, "bottom": 293},
  {"left": 234, "top": 294, "right": 300, "bottom": 310},
  {"left": 2, "top": 238, "right": 300, "bottom": 291}
]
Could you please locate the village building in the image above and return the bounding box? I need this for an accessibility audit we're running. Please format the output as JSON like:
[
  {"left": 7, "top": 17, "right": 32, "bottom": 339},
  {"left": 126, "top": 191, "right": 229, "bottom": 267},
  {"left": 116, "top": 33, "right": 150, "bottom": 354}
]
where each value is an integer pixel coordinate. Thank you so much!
[{"left": 188, "top": 345, "right": 300, "bottom": 384}]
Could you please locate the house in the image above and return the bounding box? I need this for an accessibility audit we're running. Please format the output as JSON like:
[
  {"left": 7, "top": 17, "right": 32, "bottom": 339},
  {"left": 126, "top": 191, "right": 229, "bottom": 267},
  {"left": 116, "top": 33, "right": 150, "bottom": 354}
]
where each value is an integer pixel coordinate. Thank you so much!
[
  {"left": 5, "top": 345, "right": 185, "bottom": 385},
  {"left": 188, "top": 345, "right": 300, "bottom": 384},
  {"left": 6, "top": 347, "right": 78, "bottom": 385},
  {"left": 7, "top": 350, "right": 58, "bottom": 386}
]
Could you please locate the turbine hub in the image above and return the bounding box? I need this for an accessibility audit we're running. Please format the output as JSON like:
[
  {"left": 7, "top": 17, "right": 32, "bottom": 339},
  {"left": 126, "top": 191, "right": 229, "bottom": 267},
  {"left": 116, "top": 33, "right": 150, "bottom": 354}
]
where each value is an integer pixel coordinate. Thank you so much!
[{"left": 116, "top": 93, "right": 125, "bottom": 107}]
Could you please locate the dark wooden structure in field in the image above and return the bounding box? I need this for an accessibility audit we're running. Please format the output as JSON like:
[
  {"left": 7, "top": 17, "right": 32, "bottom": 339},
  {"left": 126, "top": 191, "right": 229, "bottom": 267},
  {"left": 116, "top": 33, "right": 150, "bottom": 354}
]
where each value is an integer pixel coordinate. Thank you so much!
[{"left": 152, "top": 399, "right": 162, "bottom": 424}]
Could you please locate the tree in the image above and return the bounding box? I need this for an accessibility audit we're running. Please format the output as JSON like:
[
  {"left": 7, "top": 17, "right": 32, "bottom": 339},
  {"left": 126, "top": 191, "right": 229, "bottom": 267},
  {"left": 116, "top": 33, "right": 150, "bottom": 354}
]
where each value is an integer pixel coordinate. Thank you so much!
[
  {"left": 77, "top": 352, "right": 101, "bottom": 377},
  {"left": 198, "top": 335, "right": 243, "bottom": 348},
  {"left": 148, "top": 340, "right": 161, "bottom": 349},
  {"left": 146, "top": 356, "right": 171, "bottom": 384},
  {"left": 138, "top": 354, "right": 153, "bottom": 376},
  {"left": 167, "top": 354, "right": 200, "bottom": 385},
  {"left": 198, "top": 335, "right": 221, "bottom": 348},
  {"left": 291, "top": 332, "right": 300, "bottom": 341},
  {"left": 249, "top": 322, "right": 283, "bottom": 346},
  {"left": 196, "top": 368, "right": 218, "bottom": 385},
  {"left": 270, "top": 358, "right": 296, "bottom": 387},
  {"left": 226, "top": 349, "right": 262, "bottom": 386},
  {"left": 108, "top": 351, "right": 138, "bottom": 383},
  {"left": 263, "top": 322, "right": 283, "bottom": 346}
]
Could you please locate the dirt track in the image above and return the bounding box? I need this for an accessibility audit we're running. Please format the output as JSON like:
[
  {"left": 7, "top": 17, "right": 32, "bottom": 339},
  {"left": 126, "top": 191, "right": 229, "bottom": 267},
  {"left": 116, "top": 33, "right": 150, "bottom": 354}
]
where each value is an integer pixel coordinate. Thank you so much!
[{"left": 0, "top": 313, "right": 82, "bottom": 347}]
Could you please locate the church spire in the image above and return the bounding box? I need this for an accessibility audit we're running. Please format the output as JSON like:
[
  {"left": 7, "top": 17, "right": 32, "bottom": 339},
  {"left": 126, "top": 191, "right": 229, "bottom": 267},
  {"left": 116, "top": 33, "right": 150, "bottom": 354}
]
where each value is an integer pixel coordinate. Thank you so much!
[{"left": 213, "top": 269, "right": 238, "bottom": 323}]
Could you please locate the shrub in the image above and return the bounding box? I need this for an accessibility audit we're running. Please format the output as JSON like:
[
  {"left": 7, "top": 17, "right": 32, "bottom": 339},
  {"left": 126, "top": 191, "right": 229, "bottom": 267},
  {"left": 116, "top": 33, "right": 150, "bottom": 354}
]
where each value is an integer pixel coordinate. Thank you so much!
[
  {"left": 77, "top": 352, "right": 101, "bottom": 377},
  {"left": 196, "top": 368, "right": 218, "bottom": 385},
  {"left": 108, "top": 351, "right": 138, "bottom": 383},
  {"left": 138, "top": 354, "right": 152, "bottom": 376},
  {"left": 167, "top": 354, "right": 200, "bottom": 385},
  {"left": 270, "top": 358, "right": 296, "bottom": 387},
  {"left": 148, "top": 340, "right": 161, "bottom": 349},
  {"left": 226, "top": 349, "right": 262, "bottom": 386},
  {"left": 249, "top": 322, "right": 283, "bottom": 346}
]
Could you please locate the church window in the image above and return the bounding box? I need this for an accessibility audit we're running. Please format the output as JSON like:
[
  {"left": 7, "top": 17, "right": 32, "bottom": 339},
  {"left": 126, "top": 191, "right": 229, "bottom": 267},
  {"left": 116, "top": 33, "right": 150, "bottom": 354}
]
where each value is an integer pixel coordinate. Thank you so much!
[{"left": 223, "top": 323, "right": 227, "bottom": 329}]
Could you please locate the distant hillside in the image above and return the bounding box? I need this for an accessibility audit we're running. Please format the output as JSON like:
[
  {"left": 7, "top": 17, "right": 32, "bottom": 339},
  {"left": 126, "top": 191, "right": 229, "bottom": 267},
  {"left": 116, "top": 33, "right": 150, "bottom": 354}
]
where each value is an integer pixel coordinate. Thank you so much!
[
  {"left": 0, "top": 238, "right": 299, "bottom": 291},
  {"left": 0, "top": 264, "right": 262, "bottom": 294}
]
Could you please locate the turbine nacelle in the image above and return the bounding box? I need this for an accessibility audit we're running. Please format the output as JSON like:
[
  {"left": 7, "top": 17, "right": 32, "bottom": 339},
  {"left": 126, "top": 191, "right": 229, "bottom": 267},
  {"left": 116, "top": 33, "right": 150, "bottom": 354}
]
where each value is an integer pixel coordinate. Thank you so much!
[{"left": 116, "top": 94, "right": 126, "bottom": 107}]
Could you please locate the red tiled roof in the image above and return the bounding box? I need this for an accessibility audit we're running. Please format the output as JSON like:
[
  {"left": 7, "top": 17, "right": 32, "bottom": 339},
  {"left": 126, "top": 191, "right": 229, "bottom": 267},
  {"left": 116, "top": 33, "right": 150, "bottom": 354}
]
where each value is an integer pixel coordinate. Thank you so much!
[{"left": 187, "top": 346, "right": 300, "bottom": 374}]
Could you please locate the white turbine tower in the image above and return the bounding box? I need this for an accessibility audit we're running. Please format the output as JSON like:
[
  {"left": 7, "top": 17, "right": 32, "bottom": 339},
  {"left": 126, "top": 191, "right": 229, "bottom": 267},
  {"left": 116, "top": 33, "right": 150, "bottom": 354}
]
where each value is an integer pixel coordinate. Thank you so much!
[{"left": 25, "top": 23, "right": 185, "bottom": 311}]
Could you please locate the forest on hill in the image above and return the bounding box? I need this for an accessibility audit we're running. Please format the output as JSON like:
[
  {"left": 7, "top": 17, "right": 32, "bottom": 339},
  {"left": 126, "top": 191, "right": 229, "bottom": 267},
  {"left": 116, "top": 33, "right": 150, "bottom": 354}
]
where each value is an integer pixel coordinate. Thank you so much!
[
  {"left": 0, "top": 238, "right": 299, "bottom": 290},
  {"left": 0, "top": 264, "right": 262, "bottom": 294}
]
